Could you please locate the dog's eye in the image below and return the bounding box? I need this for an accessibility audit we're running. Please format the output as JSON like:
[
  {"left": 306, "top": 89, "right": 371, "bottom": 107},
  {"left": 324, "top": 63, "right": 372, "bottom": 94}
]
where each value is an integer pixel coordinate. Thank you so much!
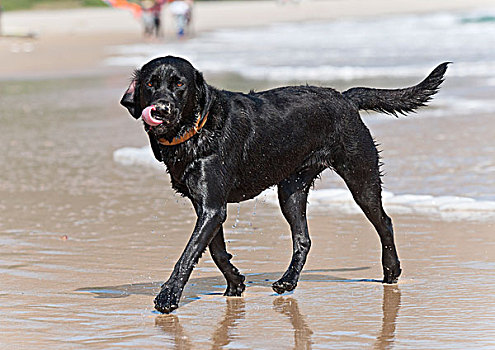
[{"left": 176, "top": 82, "right": 184, "bottom": 87}]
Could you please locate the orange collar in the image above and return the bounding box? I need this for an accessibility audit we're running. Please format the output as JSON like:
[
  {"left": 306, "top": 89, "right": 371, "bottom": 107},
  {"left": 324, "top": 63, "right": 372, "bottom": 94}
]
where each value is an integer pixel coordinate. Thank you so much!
[{"left": 157, "top": 112, "right": 208, "bottom": 146}]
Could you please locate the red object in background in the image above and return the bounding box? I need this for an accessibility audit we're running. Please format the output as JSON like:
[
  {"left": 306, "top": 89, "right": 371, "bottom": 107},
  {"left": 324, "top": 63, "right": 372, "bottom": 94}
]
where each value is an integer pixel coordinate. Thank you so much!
[{"left": 102, "top": 0, "right": 142, "bottom": 18}]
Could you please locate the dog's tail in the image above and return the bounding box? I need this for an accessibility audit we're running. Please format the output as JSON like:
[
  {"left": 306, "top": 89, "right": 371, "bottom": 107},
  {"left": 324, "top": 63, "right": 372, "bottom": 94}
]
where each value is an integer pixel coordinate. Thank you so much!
[{"left": 342, "top": 62, "right": 450, "bottom": 116}]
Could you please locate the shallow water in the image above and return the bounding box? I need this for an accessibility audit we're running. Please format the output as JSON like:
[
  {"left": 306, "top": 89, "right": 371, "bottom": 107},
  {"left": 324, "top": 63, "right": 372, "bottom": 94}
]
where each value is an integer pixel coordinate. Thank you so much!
[
  {"left": 1, "top": 70, "right": 494, "bottom": 349},
  {"left": 2, "top": 9, "right": 495, "bottom": 346}
]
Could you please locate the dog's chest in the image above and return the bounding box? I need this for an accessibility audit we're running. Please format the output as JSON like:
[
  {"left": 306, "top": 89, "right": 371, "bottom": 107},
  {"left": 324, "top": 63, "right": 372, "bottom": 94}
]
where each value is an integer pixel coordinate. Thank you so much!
[{"left": 164, "top": 160, "right": 191, "bottom": 196}]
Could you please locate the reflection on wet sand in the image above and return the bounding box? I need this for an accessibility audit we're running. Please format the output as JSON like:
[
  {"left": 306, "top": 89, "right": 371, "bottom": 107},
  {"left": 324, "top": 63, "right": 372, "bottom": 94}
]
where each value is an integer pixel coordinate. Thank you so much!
[
  {"left": 155, "top": 297, "right": 246, "bottom": 350},
  {"left": 210, "top": 298, "right": 246, "bottom": 349},
  {"left": 374, "top": 285, "right": 401, "bottom": 350},
  {"left": 77, "top": 270, "right": 403, "bottom": 349},
  {"left": 273, "top": 297, "right": 313, "bottom": 350},
  {"left": 155, "top": 314, "right": 192, "bottom": 350},
  {"left": 152, "top": 285, "right": 400, "bottom": 349}
]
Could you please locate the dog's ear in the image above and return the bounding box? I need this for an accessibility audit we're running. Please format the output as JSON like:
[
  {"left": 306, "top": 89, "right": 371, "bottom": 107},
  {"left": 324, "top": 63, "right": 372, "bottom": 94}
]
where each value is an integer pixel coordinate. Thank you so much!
[
  {"left": 195, "top": 70, "right": 215, "bottom": 118},
  {"left": 120, "top": 70, "right": 141, "bottom": 119}
]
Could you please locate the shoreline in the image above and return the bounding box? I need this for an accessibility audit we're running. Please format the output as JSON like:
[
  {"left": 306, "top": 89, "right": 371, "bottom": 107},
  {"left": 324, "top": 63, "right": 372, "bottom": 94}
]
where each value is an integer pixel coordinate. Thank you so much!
[{"left": 1, "top": 0, "right": 495, "bottom": 80}]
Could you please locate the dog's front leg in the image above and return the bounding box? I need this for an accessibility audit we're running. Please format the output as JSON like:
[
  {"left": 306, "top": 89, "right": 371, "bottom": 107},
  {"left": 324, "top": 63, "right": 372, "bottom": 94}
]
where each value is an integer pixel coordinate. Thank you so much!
[
  {"left": 154, "top": 205, "right": 226, "bottom": 313},
  {"left": 154, "top": 176, "right": 227, "bottom": 314}
]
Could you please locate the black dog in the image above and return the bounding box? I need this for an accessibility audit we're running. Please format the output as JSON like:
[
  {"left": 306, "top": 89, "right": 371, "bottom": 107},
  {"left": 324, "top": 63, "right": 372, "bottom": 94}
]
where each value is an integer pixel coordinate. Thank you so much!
[{"left": 121, "top": 56, "right": 448, "bottom": 313}]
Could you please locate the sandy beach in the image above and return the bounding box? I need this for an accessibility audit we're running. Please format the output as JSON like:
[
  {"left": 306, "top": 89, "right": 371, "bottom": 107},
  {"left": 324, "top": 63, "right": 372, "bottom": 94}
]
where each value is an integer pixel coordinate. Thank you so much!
[{"left": 1, "top": 1, "right": 495, "bottom": 349}]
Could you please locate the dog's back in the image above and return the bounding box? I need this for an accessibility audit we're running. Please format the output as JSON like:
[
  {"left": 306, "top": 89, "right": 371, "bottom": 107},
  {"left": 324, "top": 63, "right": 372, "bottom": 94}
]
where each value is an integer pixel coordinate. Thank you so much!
[
  {"left": 214, "top": 62, "right": 449, "bottom": 203},
  {"left": 217, "top": 86, "right": 358, "bottom": 201}
]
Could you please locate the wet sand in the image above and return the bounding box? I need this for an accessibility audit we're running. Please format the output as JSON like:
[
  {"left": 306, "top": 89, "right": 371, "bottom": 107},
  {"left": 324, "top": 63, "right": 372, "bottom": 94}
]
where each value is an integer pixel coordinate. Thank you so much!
[
  {"left": 1, "top": 71, "right": 494, "bottom": 348},
  {"left": 1, "top": 2, "right": 495, "bottom": 349}
]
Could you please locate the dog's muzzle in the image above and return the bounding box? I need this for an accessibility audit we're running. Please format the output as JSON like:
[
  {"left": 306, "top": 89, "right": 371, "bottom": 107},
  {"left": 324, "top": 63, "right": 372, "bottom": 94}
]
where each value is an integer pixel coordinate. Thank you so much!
[{"left": 141, "top": 102, "right": 175, "bottom": 127}]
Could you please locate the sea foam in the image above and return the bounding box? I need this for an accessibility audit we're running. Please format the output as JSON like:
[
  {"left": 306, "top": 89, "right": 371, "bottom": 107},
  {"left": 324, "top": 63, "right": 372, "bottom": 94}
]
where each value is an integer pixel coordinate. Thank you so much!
[{"left": 113, "top": 146, "right": 495, "bottom": 221}]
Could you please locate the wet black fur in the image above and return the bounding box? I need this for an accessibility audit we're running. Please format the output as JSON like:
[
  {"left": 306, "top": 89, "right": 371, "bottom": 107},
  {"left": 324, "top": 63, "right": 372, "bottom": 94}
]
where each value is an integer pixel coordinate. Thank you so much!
[{"left": 120, "top": 56, "right": 449, "bottom": 314}]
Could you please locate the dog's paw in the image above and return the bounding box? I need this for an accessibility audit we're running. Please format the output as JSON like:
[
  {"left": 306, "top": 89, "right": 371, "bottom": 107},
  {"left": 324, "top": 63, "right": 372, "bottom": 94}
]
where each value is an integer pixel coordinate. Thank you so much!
[
  {"left": 272, "top": 279, "right": 297, "bottom": 294},
  {"left": 154, "top": 284, "right": 181, "bottom": 314},
  {"left": 382, "top": 265, "right": 402, "bottom": 284},
  {"left": 224, "top": 282, "right": 246, "bottom": 297}
]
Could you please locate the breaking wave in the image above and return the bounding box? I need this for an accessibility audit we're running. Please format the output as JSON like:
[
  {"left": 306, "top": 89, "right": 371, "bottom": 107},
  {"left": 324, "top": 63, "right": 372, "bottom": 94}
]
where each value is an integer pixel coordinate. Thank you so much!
[{"left": 113, "top": 146, "right": 495, "bottom": 221}]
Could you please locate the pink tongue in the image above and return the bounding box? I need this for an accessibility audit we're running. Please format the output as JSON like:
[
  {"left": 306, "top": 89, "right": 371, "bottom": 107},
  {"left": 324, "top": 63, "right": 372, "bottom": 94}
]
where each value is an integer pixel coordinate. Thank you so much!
[{"left": 141, "top": 105, "right": 163, "bottom": 126}]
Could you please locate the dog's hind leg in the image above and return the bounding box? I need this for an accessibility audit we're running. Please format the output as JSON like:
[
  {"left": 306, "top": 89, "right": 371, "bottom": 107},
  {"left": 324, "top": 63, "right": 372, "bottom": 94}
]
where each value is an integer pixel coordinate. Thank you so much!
[
  {"left": 209, "top": 227, "right": 246, "bottom": 296},
  {"left": 272, "top": 167, "right": 321, "bottom": 294},
  {"left": 333, "top": 151, "right": 401, "bottom": 284}
]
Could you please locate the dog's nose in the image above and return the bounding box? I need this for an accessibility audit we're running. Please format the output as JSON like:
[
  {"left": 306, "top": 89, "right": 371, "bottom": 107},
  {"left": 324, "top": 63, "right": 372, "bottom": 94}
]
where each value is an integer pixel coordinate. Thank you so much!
[{"left": 153, "top": 102, "right": 173, "bottom": 118}]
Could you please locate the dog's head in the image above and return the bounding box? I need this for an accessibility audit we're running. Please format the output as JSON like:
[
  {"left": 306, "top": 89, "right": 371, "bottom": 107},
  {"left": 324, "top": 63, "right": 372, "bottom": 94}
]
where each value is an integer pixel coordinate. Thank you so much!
[{"left": 121, "top": 56, "right": 214, "bottom": 144}]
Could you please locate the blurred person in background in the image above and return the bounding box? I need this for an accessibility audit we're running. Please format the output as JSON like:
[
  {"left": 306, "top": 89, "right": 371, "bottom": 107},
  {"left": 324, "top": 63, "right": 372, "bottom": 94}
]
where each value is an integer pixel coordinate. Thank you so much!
[
  {"left": 140, "top": 0, "right": 154, "bottom": 36},
  {"left": 141, "top": 0, "right": 165, "bottom": 38},
  {"left": 168, "top": 0, "right": 192, "bottom": 38}
]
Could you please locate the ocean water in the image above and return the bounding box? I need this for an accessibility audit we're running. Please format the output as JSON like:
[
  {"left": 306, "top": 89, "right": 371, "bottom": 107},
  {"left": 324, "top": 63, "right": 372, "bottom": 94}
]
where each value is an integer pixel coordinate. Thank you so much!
[
  {"left": 106, "top": 9, "right": 495, "bottom": 83},
  {"left": 109, "top": 8, "right": 495, "bottom": 220}
]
